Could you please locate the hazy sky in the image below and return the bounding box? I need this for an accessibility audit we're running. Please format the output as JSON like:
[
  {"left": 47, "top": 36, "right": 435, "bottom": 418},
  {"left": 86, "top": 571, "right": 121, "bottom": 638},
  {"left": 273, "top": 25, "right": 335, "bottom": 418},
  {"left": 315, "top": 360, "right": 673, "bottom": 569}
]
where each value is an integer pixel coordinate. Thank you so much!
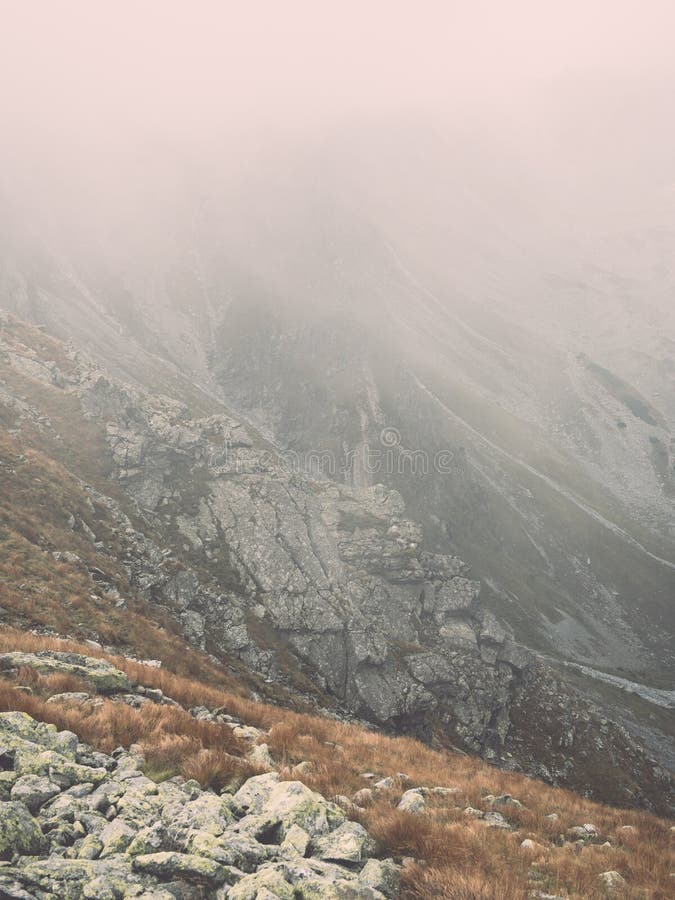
[
  {"left": 2, "top": 1, "right": 675, "bottom": 148},
  {"left": 2, "top": 1, "right": 675, "bottom": 247}
]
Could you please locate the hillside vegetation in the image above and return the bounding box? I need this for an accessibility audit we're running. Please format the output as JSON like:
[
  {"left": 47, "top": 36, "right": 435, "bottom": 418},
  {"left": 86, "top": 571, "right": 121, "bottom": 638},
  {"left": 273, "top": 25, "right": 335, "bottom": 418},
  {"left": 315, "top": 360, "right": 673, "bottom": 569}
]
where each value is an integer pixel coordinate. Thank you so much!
[{"left": 0, "top": 629, "right": 672, "bottom": 899}]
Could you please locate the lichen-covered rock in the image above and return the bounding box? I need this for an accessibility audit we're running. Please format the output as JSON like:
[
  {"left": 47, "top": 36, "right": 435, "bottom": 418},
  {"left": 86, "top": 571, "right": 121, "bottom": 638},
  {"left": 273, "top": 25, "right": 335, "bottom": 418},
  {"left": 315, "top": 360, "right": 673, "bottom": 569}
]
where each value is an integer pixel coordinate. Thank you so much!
[
  {"left": 0, "top": 652, "right": 131, "bottom": 694},
  {"left": 0, "top": 857, "right": 142, "bottom": 899},
  {"left": 280, "top": 823, "right": 311, "bottom": 858},
  {"left": 227, "top": 865, "right": 296, "bottom": 900},
  {"left": 98, "top": 818, "right": 137, "bottom": 857},
  {"left": 186, "top": 829, "right": 271, "bottom": 872},
  {"left": 314, "top": 821, "right": 375, "bottom": 863},
  {"left": 0, "top": 801, "right": 46, "bottom": 859},
  {"left": 599, "top": 870, "right": 627, "bottom": 893},
  {"left": 0, "top": 692, "right": 394, "bottom": 898},
  {"left": 397, "top": 789, "right": 426, "bottom": 814},
  {"left": 237, "top": 780, "right": 345, "bottom": 841},
  {"left": 10, "top": 775, "right": 60, "bottom": 813},
  {"left": 132, "top": 851, "right": 226, "bottom": 884},
  {"left": 359, "top": 858, "right": 400, "bottom": 897}
]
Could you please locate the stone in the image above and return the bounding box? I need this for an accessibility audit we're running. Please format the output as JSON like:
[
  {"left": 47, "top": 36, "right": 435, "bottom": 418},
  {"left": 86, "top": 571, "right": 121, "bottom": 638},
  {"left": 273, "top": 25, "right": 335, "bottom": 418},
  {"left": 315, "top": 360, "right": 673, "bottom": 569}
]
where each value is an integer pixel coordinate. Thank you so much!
[
  {"left": 353, "top": 788, "right": 373, "bottom": 806},
  {"left": 0, "top": 652, "right": 131, "bottom": 694},
  {"left": 10, "top": 775, "right": 60, "bottom": 813},
  {"left": 482, "top": 811, "right": 510, "bottom": 829},
  {"left": 315, "top": 821, "right": 375, "bottom": 863},
  {"left": 98, "top": 818, "right": 137, "bottom": 857},
  {"left": 598, "top": 871, "right": 627, "bottom": 893},
  {"left": 0, "top": 802, "right": 46, "bottom": 860},
  {"left": 489, "top": 794, "right": 523, "bottom": 809},
  {"left": 234, "top": 772, "right": 280, "bottom": 813},
  {"left": 567, "top": 824, "right": 599, "bottom": 840},
  {"left": 227, "top": 866, "right": 295, "bottom": 900},
  {"left": 132, "top": 851, "right": 225, "bottom": 884},
  {"left": 359, "top": 858, "right": 400, "bottom": 897},
  {"left": 397, "top": 789, "right": 426, "bottom": 814},
  {"left": 520, "top": 839, "right": 545, "bottom": 852},
  {"left": 186, "top": 830, "right": 270, "bottom": 872},
  {"left": 248, "top": 743, "right": 275, "bottom": 769},
  {"left": 463, "top": 807, "right": 484, "bottom": 818},
  {"left": 373, "top": 777, "right": 394, "bottom": 791},
  {"left": 236, "top": 778, "right": 345, "bottom": 841},
  {"left": 280, "top": 824, "right": 311, "bottom": 858},
  {"left": 46, "top": 692, "right": 91, "bottom": 706}
]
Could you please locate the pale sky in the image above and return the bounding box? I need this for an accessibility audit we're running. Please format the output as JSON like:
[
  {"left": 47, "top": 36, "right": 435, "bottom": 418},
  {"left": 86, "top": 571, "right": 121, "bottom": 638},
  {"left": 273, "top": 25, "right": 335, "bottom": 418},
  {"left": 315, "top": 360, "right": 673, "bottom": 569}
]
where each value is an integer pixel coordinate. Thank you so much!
[
  {"left": 2, "top": 0, "right": 675, "bottom": 146},
  {"left": 1, "top": 1, "right": 675, "bottom": 248}
]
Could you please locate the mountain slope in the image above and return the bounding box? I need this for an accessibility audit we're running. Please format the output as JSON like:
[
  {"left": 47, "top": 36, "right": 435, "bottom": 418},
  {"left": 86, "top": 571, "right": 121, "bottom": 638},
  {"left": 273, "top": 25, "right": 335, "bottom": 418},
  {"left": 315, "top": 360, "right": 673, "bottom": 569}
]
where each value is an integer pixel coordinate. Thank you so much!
[
  {"left": 0, "top": 313, "right": 672, "bottom": 819},
  {"left": 0, "top": 317, "right": 672, "bottom": 896}
]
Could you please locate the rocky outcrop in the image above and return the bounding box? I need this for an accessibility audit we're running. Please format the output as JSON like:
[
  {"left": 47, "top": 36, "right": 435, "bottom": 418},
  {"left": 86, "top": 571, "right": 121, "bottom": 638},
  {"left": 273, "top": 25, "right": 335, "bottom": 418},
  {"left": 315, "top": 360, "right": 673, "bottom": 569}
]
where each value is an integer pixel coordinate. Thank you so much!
[
  {"left": 0, "top": 712, "right": 397, "bottom": 899},
  {"left": 1, "top": 320, "right": 673, "bottom": 815},
  {"left": 0, "top": 653, "right": 131, "bottom": 695},
  {"left": 0, "top": 329, "right": 532, "bottom": 757},
  {"left": 78, "top": 364, "right": 534, "bottom": 756}
]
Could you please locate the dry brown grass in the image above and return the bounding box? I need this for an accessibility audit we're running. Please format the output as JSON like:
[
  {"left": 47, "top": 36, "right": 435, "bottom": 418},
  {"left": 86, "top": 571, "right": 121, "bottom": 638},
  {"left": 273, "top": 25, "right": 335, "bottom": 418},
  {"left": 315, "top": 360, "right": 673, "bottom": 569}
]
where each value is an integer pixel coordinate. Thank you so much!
[
  {"left": 0, "top": 631, "right": 673, "bottom": 898},
  {"left": 3, "top": 627, "right": 673, "bottom": 897}
]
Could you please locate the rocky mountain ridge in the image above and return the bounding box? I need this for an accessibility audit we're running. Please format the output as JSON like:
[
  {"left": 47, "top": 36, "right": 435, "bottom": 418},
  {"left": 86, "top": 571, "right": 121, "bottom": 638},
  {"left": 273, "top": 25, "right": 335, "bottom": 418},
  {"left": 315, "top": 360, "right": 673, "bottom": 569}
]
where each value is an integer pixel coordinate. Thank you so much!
[{"left": 0, "top": 313, "right": 672, "bottom": 815}]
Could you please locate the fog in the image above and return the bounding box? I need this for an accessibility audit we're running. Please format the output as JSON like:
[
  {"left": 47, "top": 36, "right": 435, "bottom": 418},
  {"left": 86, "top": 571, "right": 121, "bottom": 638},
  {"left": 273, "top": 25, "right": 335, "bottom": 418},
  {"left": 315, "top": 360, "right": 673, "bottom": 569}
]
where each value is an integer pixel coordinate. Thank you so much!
[{"left": 2, "top": 0, "right": 675, "bottom": 338}]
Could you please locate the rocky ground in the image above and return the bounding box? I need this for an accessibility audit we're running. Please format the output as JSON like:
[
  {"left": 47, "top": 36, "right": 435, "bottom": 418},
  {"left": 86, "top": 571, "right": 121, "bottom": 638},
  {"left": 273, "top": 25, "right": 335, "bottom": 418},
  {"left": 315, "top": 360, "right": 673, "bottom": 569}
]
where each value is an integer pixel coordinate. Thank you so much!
[
  {"left": 0, "top": 708, "right": 399, "bottom": 899},
  {"left": 0, "top": 647, "right": 671, "bottom": 899}
]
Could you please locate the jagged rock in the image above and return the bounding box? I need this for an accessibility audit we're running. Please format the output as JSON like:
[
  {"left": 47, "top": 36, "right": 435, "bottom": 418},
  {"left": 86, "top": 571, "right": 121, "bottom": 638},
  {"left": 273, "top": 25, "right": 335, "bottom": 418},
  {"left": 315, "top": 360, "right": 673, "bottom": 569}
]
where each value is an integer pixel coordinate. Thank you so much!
[
  {"left": 567, "top": 824, "right": 599, "bottom": 841},
  {"left": 236, "top": 780, "right": 345, "bottom": 841},
  {"left": 45, "top": 692, "right": 91, "bottom": 706},
  {"left": 0, "top": 857, "right": 141, "bottom": 899},
  {"left": 187, "top": 830, "right": 271, "bottom": 872},
  {"left": 10, "top": 775, "right": 60, "bottom": 813},
  {"left": 0, "top": 802, "right": 46, "bottom": 859},
  {"left": 373, "top": 777, "right": 395, "bottom": 791},
  {"left": 227, "top": 866, "right": 295, "bottom": 900},
  {"left": 3, "top": 323, "right": 671, "bottom": 818},
  {"left": 234, "top": 772, "right": 281, "bottom": 813},
  {"left": 248, "top": 743, "right": 275, "bottom": 769},
  {"left": 464, "top": 807, "right": 484, "bottom": 818},
  {"left": 486, "top": 794, "right": 523, "bottom": 810},
  {"left": 482, "top": 811, "right": 510, "bottom": 829}
]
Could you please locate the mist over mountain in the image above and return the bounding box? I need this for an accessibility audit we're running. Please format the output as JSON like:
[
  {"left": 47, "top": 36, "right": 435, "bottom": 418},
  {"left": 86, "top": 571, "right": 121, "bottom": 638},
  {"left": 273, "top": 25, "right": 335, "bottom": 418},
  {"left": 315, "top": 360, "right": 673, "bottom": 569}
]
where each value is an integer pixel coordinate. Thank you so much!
[{"left": 0, "top": 3, "right": 674, "bottom": 896}]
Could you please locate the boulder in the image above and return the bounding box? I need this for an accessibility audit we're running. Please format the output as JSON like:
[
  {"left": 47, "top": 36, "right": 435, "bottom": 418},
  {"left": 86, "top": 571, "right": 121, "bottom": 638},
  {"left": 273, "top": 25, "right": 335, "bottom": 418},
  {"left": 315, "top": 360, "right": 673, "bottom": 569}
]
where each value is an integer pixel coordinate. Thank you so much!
[
  {"left": 359, "top": 858, "right": 400, "bottom": 897},
  {"left": 0, "top": 652, "right": 131, "bottom": 694},
  {"left": 0, "top": 802, "right": 46, "bottom": 859},
  {"left": 598, "top": 870, "right": 627, "bottom": 893},
  {"left": 132, "top": 851, "right": 225, "bottom": 884},
  {"left": 10, "top": 775, "right": 60, "bottom": 813},
  {"left": 315, "top": 821, "right": 375, "bottom": 863},
  {"left": 397, "top": 789, "right": 426, "bottom": 814}
]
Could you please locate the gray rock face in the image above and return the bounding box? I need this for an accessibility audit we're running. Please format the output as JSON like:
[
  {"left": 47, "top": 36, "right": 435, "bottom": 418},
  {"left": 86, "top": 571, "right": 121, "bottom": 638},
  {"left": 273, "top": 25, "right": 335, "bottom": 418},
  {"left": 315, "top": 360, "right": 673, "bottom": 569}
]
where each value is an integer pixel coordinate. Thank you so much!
[
  {"left": 0, "top": 712, "right": 395, "bottom": 899},
  {"left": 60, "top": 359, "right": 531, "bottom": 756}
]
